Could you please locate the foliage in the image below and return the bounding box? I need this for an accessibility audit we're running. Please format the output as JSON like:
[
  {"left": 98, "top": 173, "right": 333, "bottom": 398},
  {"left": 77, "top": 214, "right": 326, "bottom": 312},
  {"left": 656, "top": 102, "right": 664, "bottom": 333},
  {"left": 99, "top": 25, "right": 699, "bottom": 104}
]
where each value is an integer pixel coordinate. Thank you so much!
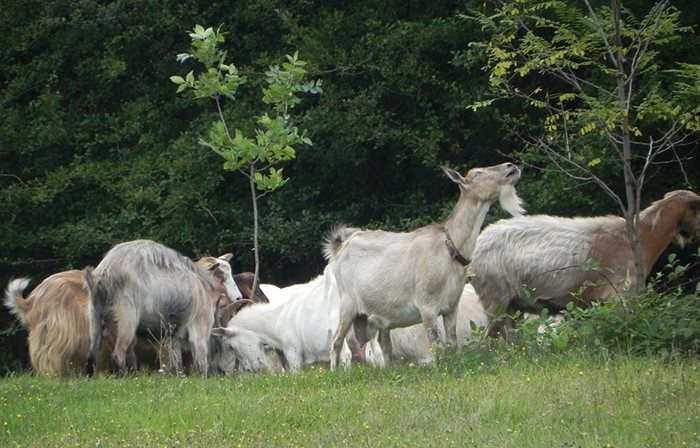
[
  {"left": 466, "top": 0, "right": 700, "bottom": 291},
  {"left": 561, "top": 251, "right": 700, "bottom": 357},
  {"left": 468, "top": 0, "right": 699, "bottom": 180},
  {"left": 171, "top": 24, "right": 321, "bottom": 286},
  {"left": 172, "top": 25, "right": 320, "bottom": 193}
]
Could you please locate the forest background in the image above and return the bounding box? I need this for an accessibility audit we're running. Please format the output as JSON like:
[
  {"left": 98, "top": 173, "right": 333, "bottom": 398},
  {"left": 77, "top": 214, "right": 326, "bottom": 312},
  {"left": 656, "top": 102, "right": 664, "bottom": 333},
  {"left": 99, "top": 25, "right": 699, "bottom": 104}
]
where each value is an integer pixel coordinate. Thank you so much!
[{"left": 1, "top": 0, "right": 698, "bottom": 371}]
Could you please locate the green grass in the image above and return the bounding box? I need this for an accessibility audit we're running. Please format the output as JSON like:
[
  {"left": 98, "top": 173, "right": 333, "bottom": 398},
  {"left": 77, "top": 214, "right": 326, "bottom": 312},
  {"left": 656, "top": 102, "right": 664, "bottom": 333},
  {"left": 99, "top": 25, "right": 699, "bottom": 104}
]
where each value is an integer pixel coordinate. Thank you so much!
[{"left": 1, "top": 352, "right": 699, "bottom": 447}]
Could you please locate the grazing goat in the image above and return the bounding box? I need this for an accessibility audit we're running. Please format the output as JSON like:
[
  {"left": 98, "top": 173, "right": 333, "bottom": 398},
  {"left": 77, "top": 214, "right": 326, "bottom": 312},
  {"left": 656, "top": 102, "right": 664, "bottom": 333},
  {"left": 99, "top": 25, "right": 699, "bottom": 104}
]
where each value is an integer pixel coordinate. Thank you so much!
[
  {"left": 212, "top": 271, "right": 380, "bottom": 372},
  {"left": 389, "top": 284, "right": 488, "bottom": 365},
  {"left": 471, "top": 190, "right": 700, "bottom": 336},
  {"left": 259, "top": 283, "right": 286, "bottom": 303},
  {"left": 3, "top": 271, "right": 111, "bottom": 376},
  {"left": 324, "top": 163, "right": 524, "bottom": 368},
  {"left": 85, "top": 240, "right": 242, "bottom": 375},
  {"left": 4, "top": 271, "right": 166, "bottom": 376}
]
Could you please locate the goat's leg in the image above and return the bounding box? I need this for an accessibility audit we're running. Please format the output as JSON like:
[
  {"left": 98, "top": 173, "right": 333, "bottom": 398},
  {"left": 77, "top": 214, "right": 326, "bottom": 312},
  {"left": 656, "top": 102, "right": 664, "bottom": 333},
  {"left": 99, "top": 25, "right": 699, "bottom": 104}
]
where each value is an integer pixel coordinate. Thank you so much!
[
  {"left": 125, "top": 340, "right": 138, "bottom": 371},
  {"left": 188, "top": 330, "right": 210, "bottom": 376},
  {"left": 330, "top": 312, "right": 354, "bottom": 370},
  {"left": 112, "top": 329, "right": 137, "bottom": 374},
  {"left": 420, "top": 310, "right": 441, "bottom": 344},
  {"left": 168, "top": 333, "right": 185, "bottom": 375},
  {"left": 420, "top": 310, "right": 443, "bottom": 358},
  {"left": 442, "top": 308, "right": 459, "bottom": 353},
  {"left": 109, "top": 306, "right": 140, "bottom": 374},
  {"left": 482, "top": 295, "right": 512, "bottom": 340},
  {"left": 339, "top": 339, "right": 354, "bottom": 369},
  {"left": 284, "top": 348, "right": 303, "bottom": 372},
  {"left": 377, "top": 329, "right": 392, "bottom": 366}
]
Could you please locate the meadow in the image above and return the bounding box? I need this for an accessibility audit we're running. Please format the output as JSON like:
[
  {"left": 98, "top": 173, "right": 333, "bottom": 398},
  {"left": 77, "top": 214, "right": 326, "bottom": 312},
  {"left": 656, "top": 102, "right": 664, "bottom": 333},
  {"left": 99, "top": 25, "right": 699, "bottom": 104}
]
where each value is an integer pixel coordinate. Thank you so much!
[{"left": 1, "top": 351, "right": 698, "bottom": 447}]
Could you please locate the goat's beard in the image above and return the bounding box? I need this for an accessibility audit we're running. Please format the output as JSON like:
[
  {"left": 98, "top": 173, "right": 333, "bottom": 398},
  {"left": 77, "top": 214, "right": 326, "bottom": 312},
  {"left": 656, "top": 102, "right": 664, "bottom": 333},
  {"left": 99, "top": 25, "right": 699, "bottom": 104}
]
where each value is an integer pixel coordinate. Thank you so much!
[{"left": 499, "top": 184, "right": 525, "bottom": 217}]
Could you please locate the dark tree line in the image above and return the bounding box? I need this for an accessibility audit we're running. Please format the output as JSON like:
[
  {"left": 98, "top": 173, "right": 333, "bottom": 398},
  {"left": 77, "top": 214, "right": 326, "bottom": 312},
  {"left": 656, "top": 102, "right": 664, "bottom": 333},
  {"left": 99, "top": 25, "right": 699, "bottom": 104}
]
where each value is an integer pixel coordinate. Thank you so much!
[{"left": 1, "top": 0, "right": 698, "bottom": 370}]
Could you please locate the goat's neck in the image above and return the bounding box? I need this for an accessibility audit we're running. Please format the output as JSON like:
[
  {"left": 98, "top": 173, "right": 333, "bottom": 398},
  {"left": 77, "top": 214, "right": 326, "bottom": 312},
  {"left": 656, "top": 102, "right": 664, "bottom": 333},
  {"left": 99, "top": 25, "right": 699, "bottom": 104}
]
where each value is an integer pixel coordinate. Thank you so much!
[
  {"left": 443, "top": 196, "right": 493, "bottom": 257},
  {"left": 638, "top": 203, "right": 683, "bottom": 277},
  {"left": 231, "top": 303, "right": 284, "bottom": 346}
]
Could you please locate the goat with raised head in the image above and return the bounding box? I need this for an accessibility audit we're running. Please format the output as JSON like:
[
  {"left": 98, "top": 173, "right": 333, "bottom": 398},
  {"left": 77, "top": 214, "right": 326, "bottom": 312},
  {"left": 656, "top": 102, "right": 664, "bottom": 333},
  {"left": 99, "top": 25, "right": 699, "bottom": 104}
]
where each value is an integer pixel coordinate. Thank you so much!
[
  {"left": 471, "top": 190, "right": 700, "bottom": 337},
  {"left": 84, "top": 240, "right": 242, "bottom": 376},
  {"left": 323, "top": 163, "right": 524, "bottom": 368}
]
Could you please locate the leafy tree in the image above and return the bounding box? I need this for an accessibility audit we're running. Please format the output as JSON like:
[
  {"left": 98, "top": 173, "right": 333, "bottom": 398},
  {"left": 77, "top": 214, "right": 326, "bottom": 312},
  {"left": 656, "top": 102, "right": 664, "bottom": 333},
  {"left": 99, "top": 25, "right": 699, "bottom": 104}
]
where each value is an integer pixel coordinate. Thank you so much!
[
  {"left": 171, "top": 25, "right": 321, "bottom": 290},
  {"left": 469, "top": 0, "right": 700, "bottom": 291}
]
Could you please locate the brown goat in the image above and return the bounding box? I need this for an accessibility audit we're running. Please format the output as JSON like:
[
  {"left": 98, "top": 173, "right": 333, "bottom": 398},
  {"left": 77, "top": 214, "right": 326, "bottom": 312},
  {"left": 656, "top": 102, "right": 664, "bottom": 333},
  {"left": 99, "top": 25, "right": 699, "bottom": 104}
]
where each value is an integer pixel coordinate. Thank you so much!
[
  {"left": 3, "top": 271, "right": 160, "bottom": 376},
  {"left": 471, "top": 190, "right": 700, "bottom": 336},
  {"left": 194, "top": 256, "right": 270, "bottom": 305}
]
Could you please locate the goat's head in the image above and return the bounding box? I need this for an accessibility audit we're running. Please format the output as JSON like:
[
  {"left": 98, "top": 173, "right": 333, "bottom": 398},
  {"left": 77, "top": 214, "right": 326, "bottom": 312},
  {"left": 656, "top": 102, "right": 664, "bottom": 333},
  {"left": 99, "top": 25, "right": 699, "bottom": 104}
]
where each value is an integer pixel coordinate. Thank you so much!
[
  {"left": 211, "top": 326, "right": 276, "bottom": 373},
  {"left": 666, "top": 190, "right": 700, "bottom": 247},
  {"left": 197, "top": 254, "right": 243, "bottom": 302},
  {"left": 443, "top": 162, "right": 525, "bottom": 217}
]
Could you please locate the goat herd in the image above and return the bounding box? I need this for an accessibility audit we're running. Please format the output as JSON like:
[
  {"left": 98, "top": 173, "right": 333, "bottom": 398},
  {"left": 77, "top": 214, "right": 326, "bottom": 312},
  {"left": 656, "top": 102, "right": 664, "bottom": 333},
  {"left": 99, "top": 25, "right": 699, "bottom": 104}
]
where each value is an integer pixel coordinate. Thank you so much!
[{"left": 4, "top": 163, "right": 700, "bottom": 377}]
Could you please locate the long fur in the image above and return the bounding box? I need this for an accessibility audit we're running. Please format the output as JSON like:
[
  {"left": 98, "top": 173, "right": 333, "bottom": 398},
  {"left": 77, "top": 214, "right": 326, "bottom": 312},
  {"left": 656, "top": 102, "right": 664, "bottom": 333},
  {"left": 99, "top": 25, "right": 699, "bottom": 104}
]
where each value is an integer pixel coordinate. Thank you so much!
[
  {"left": 472, "top": 190, "right": 700, "bottom": 331},
  {"left": 498, "top": 184, "right": 526, "bottom": 218},
  {"left": 85, "top": 240, "right": 239, "bottom": 376},
  {"left": 4, "top": 271, "right": 96, "bottom": 376}
]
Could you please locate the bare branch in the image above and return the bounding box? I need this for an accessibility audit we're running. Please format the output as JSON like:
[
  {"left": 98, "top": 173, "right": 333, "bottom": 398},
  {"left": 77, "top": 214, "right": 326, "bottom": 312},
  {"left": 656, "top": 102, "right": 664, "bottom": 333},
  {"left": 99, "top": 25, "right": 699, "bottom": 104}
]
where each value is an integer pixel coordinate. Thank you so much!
[
  {"left": 0, "top": 174, "right": 28, "bottom": 187},
  {"left": 583, "top": 0, "right": 618, "bottom": 68}
]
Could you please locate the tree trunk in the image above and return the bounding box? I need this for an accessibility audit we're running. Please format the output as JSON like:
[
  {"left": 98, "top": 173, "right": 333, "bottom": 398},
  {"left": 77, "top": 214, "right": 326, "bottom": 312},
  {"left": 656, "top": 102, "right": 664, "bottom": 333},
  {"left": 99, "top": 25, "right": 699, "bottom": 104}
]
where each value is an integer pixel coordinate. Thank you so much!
[
  {"left": 249, "top": 164, "right": 260, "bottom": 295},
  {"left": 613, "top": 0, "right": 646, "bottom": 293}
]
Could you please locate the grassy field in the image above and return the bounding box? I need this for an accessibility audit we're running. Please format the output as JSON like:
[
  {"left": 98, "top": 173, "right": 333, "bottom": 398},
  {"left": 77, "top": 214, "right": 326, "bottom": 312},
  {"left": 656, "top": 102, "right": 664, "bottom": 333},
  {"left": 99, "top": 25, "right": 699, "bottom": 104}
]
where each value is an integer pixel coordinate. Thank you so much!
[{"left": 1, "top": 352, "right": 698, "bottom": 447}]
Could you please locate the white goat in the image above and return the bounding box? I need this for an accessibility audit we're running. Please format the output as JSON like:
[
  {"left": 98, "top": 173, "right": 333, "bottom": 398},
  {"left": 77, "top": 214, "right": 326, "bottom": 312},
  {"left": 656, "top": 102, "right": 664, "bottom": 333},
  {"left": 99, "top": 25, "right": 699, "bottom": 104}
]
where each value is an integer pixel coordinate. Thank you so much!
[
  {"left": 324, "top": 163, "right": 524, "bottom": 368},
  {"left": 259, "top": 284, "right": 287, "bottom": 303},
  {"left": 471, "top": 190, "right": 700, "bottom": 337},
  {"left": 213, "top": 271, "right": 379, "bottom": 372}
]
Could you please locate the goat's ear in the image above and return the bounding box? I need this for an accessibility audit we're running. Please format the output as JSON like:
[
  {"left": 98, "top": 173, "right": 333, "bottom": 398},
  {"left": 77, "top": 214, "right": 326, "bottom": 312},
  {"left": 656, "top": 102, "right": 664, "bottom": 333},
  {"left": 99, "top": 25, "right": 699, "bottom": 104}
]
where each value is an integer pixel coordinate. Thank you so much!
[
  {"left": 212, "top": 327, "right": 235, "bottom": 338},
  {"left": 443, "top": 167, "right": 470, "bottom": 188},
  {"left": 443, "top": 167, "right": 463, "bottom": 182},
  {"left": 218, "top": 253, "right": 233, "bottom": 262},
  {"left": 208, "top": 261, "right": 221, "bottom": 271}
]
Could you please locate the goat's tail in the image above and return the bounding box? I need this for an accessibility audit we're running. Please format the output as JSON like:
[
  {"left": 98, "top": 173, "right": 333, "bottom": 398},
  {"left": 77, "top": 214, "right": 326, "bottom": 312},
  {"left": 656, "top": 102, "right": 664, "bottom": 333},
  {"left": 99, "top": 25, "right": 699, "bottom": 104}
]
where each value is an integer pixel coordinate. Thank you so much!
[
  {"left": 83, "top": 267, "right": 104, "bottom": 377},
  {"left": 3, "top": 278, "right": 32, "bottom": 327},
  {"left": 322, "top": 225, "right": 360, "bottom": 261}
]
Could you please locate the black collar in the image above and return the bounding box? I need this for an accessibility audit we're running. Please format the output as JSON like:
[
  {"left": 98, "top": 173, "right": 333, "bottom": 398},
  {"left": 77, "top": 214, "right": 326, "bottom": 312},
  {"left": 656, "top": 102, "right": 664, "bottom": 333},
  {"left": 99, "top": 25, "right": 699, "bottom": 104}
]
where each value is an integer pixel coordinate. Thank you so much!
[{"left": 443, "top": 228, "right": 471, "bottom": 266}]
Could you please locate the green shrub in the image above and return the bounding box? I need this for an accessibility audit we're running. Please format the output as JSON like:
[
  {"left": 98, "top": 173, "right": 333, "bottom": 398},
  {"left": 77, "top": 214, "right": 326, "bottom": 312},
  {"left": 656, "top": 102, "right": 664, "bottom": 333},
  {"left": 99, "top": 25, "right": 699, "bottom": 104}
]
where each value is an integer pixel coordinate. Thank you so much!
[
  {"left": 462, "top": 252, "right": 700, "bottom": 360},
  {"left": 561, "top": 253, "right": 700, "bottom": 357}
]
